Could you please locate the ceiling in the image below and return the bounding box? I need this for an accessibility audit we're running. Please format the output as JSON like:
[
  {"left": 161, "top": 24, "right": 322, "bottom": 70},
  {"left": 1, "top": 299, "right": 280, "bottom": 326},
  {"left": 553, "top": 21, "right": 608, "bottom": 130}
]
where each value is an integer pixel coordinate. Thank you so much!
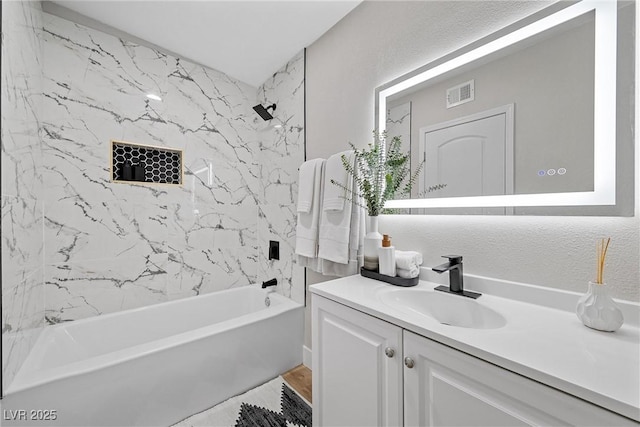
[{"left": 49, "top": 1, "right": 361, "bottom": 88}]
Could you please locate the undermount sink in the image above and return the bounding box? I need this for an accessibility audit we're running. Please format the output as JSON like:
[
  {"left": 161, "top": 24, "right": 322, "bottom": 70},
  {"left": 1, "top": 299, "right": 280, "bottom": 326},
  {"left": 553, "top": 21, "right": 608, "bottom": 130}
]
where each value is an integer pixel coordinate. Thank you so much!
[{"left": 378, "top": 288, "right": 507, "bottom": 329}]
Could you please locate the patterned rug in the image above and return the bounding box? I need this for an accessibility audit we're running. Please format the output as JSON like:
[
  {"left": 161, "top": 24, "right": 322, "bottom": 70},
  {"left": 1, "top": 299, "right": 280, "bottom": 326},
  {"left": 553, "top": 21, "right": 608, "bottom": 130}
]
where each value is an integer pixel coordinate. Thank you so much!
[{"left": 173, "top": 376, "right": 312, "bottom": 427}]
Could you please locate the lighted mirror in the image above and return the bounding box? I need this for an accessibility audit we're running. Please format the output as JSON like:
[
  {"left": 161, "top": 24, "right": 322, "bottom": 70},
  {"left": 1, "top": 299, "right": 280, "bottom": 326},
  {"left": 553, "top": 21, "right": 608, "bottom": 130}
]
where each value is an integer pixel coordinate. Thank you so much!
[{"left": 377, "top": 1, "right": 632, "bottom": 214}]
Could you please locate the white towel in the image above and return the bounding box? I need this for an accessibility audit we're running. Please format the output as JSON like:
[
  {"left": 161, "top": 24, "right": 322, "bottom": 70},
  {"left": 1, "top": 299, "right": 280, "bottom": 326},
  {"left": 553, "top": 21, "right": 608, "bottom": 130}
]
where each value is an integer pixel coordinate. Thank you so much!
[
  {"left": 297, "top": 159, "right": 323, "bottom": 213},
  {"left": 322, "top": 150, "right": 352, "bottom": 211},
  {"left": 298, "top": 254, "right": 322, "bottom": 273},
  {"left": 295, "top": 159, "right": 325, "bottom": 258},
  {"left": 318, "top": 152, "right": 355, "bottom": 264},
  {"left": 395, "top": 250, "right": 423, "bottom": 270},
  {"left": 397, "top": 265, "right": 420, "bottom": 279},
  {"left": 321, "top": 196, "right": 365, "bottom": 277}
]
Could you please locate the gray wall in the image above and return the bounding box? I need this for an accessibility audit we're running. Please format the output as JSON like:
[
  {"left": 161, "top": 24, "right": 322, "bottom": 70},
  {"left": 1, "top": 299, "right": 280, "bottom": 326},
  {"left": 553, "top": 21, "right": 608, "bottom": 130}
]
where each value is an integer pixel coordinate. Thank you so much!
[
  {"left": 305, "top": 0, "right": 639, "bottom": 348},
  {"left": 390, "top": 17, "right": 595, "bottom": 195}
]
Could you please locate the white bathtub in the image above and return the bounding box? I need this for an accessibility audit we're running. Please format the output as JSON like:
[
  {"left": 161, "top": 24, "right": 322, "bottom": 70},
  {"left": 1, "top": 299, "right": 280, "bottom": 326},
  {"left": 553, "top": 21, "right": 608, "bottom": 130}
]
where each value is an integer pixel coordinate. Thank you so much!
[{"left": 0, "top": 285, "right": 303, "bottom": 426}]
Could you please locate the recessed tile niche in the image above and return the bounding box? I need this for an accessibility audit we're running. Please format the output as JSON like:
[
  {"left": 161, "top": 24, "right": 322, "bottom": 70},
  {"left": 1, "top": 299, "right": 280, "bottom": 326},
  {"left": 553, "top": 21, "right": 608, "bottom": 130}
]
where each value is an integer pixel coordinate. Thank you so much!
[{"left": 111, "top": 140, "right": 183, "bottom": 185}]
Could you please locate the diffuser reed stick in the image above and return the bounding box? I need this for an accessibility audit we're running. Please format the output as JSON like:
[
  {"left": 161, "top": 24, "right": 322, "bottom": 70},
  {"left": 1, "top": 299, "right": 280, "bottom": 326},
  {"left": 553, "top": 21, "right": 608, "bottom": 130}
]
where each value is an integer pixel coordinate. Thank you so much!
[{"left": 595, "top": 237, "right": 611, "bottom": 285}]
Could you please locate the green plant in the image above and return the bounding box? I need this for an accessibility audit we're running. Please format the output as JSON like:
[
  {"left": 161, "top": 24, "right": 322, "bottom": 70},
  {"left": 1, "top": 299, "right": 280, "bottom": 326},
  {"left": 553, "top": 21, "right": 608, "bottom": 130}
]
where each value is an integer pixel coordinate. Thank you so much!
[{"left": 331, "top": 131, "right": 445, "bottom": 216}]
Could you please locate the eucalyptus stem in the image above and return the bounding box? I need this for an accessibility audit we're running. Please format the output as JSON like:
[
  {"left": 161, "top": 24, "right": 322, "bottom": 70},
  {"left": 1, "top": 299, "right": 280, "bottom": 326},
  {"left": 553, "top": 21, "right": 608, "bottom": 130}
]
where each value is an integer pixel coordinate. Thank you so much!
[{"left": 333, "top": 131, "right": 442, "bottom": 217}]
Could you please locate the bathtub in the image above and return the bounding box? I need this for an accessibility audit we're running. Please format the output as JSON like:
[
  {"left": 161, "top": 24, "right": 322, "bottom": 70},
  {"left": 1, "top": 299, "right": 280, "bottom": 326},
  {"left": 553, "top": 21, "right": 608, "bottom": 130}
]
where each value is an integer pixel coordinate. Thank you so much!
[{"left": 0, "top": 285, "right": 303, "bottom": 426}]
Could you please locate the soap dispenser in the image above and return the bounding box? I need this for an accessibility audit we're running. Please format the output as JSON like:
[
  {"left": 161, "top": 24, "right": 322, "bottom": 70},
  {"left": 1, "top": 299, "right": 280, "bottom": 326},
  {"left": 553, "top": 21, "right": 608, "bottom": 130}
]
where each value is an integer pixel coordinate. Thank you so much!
[
  {"left": 378, "top": 234, "right": 396, "bottom": 276},
  {"left": 133, "top": 164, "right": 146, "bottom": 182},
  {"left": 122, "top": 161, "right": 133, "bottom": 181}
]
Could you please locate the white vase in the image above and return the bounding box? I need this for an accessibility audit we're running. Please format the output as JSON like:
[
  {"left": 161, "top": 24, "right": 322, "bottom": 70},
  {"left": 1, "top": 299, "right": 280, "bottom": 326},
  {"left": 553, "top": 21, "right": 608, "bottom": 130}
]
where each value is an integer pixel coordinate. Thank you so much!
[
  {"left": 576, "top": 282, "right": 624, "bottom": 332},
  {"left": 363, "top": 216, "right": 382, "bottom": 271}
]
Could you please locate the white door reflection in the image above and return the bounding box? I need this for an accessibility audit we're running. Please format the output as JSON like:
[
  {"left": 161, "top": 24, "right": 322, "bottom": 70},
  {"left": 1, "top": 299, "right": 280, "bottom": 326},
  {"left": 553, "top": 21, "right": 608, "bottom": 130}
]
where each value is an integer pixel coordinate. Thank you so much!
[{"left": 419, "top": 105, "right": 514, "bottom": 214}]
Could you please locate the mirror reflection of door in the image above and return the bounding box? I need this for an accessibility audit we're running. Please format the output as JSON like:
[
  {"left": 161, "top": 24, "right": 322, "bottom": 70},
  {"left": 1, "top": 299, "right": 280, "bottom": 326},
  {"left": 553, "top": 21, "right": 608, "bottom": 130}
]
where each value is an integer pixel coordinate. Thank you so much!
[
  {"left": 386, "top": 102, "right": 412, "bottom": 214},
  {"left": 419, "top": 104, "right": 514, "bottom": 215}
]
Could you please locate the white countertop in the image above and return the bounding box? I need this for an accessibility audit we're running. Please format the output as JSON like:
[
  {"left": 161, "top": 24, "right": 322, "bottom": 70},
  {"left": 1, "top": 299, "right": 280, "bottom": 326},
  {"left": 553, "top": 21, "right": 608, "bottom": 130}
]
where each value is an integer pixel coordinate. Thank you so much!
[{"left": 310, "top": 274, "right": 640, "bottom": 422}]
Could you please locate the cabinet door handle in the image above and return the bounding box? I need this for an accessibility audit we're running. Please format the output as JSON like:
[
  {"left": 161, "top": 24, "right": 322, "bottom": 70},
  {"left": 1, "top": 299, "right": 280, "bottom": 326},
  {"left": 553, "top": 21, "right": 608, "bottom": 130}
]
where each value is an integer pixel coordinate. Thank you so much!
[
  {"left": 384, "top": 347, "right": 395, "bottom": 358},
  {"left": 404, "top": 357, "right": 415, "bottom": 368}
]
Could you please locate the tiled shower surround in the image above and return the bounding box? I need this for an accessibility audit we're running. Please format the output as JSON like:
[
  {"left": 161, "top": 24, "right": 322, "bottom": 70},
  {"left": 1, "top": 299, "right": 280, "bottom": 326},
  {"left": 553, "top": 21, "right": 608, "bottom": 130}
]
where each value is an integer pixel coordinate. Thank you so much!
[
  {"left": 1, "top": 0, "right": 45, "bottom": 394},
  {"left": 1, "top": 6, "right": 305, "bottom": 392},
  {"left": 257, "top": 51, "right": 306, "bottom": 305},
  {"left": 41, "top": 12, "right": 260, "bottom": 319}
]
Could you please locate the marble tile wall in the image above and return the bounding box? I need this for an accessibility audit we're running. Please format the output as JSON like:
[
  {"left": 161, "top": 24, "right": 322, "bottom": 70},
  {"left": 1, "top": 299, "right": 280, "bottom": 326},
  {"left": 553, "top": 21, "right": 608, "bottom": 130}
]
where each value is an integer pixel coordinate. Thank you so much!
[
  {"left": 257, "top": 51, "right": 306, "bottom": 305},
  {"left": 2, "top": 9, "right": 305, "bottom": 393},
  {"left": 1, "top": 0, "right": 45, "bottom": 393},
  {"left": 41, "top": 13, "right": 259, "bottom": 321}
]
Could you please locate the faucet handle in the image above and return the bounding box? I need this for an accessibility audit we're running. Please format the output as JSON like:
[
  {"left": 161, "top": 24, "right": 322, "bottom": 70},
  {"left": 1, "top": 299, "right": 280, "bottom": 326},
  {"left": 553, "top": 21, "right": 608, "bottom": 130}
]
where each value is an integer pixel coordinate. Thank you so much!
[{"left": 442, "top": 255, "right": 463, "bottom": 263}]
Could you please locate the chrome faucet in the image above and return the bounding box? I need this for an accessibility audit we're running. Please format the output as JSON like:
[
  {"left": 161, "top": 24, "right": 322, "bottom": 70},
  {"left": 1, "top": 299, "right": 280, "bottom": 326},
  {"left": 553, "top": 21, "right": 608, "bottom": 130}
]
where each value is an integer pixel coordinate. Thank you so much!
[{"left": 432, "top": 255, "right": 481, "bottom": 299}]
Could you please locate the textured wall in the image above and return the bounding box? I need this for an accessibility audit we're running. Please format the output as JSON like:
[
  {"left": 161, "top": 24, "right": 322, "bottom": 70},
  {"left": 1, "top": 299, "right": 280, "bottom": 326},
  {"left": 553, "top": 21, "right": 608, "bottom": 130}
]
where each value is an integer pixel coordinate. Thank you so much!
[
  {"left": 304, "top": 0, "right": 638, "bottom": 345},
  {"left": 257, "top": 51, "right": 306, "bottom": 305},
  {"left": 1, "top": 0, "right": 45, "bottom": 393},
  {"left": 307, "top": 1, "right": 560, "bottom": 159}
]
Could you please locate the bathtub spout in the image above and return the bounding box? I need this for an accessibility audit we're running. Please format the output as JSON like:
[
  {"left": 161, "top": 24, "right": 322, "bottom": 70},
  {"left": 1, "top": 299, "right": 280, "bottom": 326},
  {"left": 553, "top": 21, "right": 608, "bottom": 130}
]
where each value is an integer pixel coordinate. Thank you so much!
[{"left": 261, "top": 278, "right": 278, "bottom": 289}]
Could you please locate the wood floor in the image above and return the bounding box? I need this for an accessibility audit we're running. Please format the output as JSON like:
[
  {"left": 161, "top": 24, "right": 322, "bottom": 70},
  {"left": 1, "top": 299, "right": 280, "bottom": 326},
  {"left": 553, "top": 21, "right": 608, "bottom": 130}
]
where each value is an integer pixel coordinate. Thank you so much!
[{"left": 283, "top": 365, "right": 312, "bottom": 403}]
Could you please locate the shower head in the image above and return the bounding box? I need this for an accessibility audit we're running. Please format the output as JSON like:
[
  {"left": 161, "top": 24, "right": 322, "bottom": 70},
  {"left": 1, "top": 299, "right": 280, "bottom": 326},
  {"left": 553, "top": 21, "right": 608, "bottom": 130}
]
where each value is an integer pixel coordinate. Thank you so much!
[{"left": 253, "top": 103, "right": 276, "bottom": 121}]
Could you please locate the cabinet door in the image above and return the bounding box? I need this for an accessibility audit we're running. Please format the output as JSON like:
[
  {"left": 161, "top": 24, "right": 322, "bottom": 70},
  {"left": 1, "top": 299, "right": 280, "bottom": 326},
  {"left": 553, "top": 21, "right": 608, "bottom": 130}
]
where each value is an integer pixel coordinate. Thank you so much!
[
  {"left": 403, "top": 330, "right": 635, "bottom": 427},
  {"left": 312, "top": 295, "right": 403, "bottom": 427}
]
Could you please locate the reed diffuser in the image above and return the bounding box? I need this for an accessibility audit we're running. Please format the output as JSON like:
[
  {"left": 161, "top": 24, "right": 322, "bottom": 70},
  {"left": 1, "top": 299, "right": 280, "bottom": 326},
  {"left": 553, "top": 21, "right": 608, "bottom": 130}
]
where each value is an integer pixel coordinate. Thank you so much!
[
  {"left": 576, "top": 238, "right": 623, "bottom": 332},
  {"left": 595, "top": 237, "right": 610, "bottom": 285}
]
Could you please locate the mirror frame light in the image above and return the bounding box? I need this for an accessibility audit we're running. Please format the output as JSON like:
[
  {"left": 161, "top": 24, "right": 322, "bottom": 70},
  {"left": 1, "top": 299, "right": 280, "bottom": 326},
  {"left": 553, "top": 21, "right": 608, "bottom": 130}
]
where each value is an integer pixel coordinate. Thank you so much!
[{"left": 381, "top": 1, "right": 616, "bottom": 209}]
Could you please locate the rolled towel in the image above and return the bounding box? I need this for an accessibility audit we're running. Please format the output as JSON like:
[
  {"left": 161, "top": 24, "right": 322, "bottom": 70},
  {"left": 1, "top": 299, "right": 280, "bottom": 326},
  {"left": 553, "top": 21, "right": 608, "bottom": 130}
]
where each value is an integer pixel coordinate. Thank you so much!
[
  {"left": 397, "top": 265, "right": 420, "bottom": 279},
  {"left": 395, "top": 250, "right": 423, "bottom": 270}
]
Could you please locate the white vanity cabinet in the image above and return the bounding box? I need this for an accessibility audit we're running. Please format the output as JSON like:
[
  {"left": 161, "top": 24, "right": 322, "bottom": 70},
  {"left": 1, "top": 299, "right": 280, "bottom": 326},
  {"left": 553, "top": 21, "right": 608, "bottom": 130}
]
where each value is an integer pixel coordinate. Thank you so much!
[
  {"left": 312, "top": 294, "right": 403, "bottom": 427},
  {"left": 403, "top": 330, "right": 634, "bottom": 427},
  {"left": 312, "top": 293, "right": 637, "bottom": 427}
]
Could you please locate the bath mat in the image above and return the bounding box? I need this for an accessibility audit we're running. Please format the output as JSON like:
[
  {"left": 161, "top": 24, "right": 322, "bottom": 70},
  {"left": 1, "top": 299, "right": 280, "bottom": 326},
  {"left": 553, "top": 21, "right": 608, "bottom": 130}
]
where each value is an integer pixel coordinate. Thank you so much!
[{"left": 173, "top": 376, "right": 312, "bottom": 427}]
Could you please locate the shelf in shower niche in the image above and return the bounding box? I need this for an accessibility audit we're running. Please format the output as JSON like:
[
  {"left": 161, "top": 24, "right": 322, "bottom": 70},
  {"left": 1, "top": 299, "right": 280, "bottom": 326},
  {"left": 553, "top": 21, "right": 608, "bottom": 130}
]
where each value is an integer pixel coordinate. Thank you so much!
[{"left": 111, "top": 140, "right": 183, "bottom": 186}]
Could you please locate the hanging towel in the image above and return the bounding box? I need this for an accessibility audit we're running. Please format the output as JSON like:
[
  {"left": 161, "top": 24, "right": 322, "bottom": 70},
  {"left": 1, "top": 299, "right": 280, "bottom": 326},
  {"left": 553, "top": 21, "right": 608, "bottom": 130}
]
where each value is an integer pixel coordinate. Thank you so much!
[
  {"left": 318, "top": 151, "right": 355, "bottom": 264},
  {"left": 321, "top": 195, "right": 365, "bottom": 277},
  {"left": 298, "top": 254, "right": 323, "bottom": 273},
  {"left": 297, "top": 159, "right": 323, "bottom": 213},
  {"left": 395, "top": 250, "right": 423, "bottom": 270},
  {"left": 322, "top": 150, "right": 352, "bottom": 212},
  {"left": 295, "top": 159, "right": 325, "bottom": 259}
]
